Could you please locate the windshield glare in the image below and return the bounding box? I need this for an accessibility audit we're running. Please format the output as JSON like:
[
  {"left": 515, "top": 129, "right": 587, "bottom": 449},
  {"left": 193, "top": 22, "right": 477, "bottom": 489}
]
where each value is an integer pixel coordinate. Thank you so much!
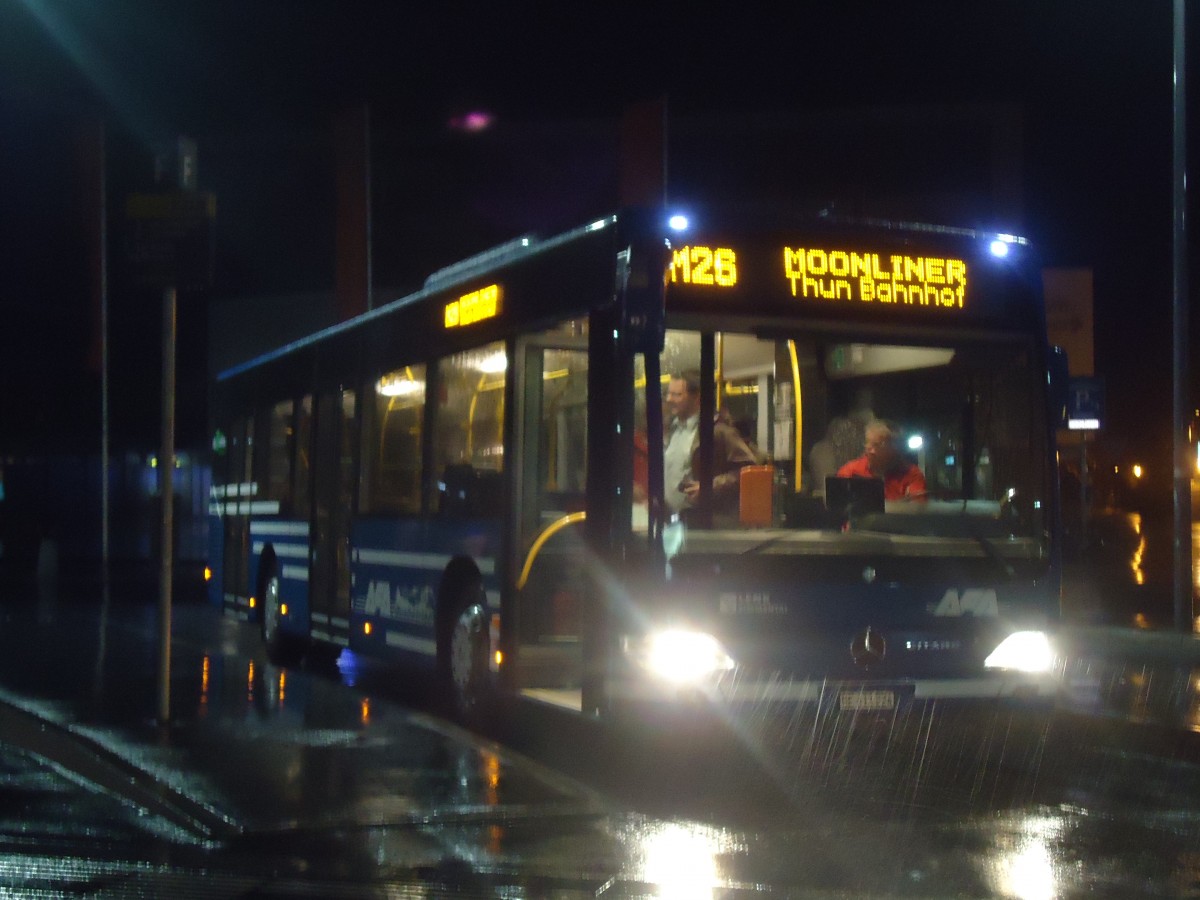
[{"left": 638, "top": 330, "right": 1050, "bottom": 547}]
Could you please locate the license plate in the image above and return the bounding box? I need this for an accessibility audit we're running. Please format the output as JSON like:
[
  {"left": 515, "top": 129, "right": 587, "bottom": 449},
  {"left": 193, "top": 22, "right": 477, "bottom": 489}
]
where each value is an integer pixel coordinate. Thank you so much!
[{"left": 838, "top": 690, "right": 896, "bottom": 711}]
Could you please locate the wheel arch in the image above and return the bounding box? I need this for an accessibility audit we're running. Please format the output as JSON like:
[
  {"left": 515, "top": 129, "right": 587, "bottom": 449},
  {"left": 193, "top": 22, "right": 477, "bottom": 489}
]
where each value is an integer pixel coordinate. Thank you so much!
[{"left": 253, "top": 543, "right": 279, "bottom": 613}]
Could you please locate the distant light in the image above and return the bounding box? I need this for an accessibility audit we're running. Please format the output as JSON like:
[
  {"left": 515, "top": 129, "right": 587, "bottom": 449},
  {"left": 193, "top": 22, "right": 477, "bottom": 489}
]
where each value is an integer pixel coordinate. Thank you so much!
[
  {"left": 668, "top": 214, "right": 689, "bottom": 232},
  {"left": 989, "top": 239, "right": 1011, "bottom": 258},
  {"left": 1132, "top": 464, "right": 1144, "bottom": 480},
  {"left": 1067, "top": 418, "right": 1100, "bottom": 431},
  {"left": 449, "top": 111, "right": 493, "bottom": 132},
  {"left": 907, "top": 434, "right": 924, "bottom": 451}
]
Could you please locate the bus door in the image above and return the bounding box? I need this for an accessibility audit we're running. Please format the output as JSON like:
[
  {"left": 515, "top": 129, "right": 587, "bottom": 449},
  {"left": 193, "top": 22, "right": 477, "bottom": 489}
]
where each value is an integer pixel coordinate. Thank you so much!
[
  {"left": 512, "top": 327, "right": 589, "bottom": 710},
  {"left": 309, "top": 387, "right": 357, "bottom": 640}
]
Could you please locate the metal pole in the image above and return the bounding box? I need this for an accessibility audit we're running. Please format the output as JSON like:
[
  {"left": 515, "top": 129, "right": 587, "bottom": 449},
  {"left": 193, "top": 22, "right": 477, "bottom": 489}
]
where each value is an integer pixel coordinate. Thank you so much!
[
  {"left": 158, "top": 286, "right": 176, "bottom": 724},
  {"left": 98, "top": 121, "right": 110, "bottom": 596},
  {"left": 1173, "top": 0, "right": 1192, "bottom": 633},
  {"left": 1080, "top": 435, "right": 1089, "bottom": 549}
]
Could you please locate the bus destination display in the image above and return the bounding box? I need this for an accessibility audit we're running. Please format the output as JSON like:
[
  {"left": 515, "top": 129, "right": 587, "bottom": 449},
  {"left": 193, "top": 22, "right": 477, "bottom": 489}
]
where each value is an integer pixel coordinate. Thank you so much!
[
  {"left": 444, "top": 284, "right": 501, "bottom": 329},
  {"left": 784, "top": 247, "right": 967, "bottom": 309},
  {"left": 669, "top": 244, "right": 970, "bottom": 311}
]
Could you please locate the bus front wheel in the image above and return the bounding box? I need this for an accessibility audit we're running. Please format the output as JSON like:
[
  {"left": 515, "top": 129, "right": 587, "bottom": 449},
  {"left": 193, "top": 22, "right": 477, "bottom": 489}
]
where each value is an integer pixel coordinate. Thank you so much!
[{"left": 447, "top": 598, "right": 492, "bottom": 722}]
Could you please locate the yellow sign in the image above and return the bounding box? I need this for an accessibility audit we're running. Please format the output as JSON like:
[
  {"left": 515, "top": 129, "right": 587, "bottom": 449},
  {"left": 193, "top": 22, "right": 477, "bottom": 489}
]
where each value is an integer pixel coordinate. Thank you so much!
[
  {"left": 445, "top": 284, "right": 501, "bottom": 328},
  {"left": 783, "top": 248, "right": 967, "bottom": 309},
  {"left": 669, "top": 246, "right": 738, "bottom": 287}
]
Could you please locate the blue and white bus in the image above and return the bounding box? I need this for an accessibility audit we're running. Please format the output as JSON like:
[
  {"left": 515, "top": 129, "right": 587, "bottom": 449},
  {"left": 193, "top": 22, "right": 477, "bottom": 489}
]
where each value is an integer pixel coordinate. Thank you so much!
[{"left": 207, "top": 208, "right": 1066, "bottom": 722}]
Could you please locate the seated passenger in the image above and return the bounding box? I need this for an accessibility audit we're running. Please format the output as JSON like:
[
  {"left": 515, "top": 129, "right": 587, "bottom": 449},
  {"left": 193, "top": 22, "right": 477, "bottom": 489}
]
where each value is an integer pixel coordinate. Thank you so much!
[{"left": 836, "top": 419, "right": 926, "bottom": 501}]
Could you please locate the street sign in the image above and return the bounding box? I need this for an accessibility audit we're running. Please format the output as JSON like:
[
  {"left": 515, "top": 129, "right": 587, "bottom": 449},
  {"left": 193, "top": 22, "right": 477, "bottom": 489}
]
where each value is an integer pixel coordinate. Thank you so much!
[
  {"left": 1067, "top": 375, "right": 1105, "bottom": 430},
  {"left": 124, "top": 190, "right": 216, "bottom": 290}
]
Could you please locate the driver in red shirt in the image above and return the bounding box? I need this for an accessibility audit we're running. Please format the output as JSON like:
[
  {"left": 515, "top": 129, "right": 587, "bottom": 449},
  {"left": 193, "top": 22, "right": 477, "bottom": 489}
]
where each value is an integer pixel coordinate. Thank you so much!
[{"left": 837, "top": 420, "right": 926, "bottom": 501}]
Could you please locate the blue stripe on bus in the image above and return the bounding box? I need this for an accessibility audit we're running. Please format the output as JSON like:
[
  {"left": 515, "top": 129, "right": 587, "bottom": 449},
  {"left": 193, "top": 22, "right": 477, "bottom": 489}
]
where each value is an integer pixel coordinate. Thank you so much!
[{"left": 348, "top": 517, "right": 502, "bottom": 664}]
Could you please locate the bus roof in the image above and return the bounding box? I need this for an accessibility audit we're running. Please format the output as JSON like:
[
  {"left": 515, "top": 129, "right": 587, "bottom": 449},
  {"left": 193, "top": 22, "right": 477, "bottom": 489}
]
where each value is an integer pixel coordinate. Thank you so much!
[{"left": 216, "top": 215, "right": 618, "bottom": 383}]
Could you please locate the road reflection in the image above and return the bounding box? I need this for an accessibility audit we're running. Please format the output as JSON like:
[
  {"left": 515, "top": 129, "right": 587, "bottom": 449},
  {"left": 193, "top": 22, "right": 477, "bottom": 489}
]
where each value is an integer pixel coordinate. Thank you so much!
[
  {"left": 990, "top": 814, "right": 1060, "bottom": 900},
  {"left": 624, "top": 821, "right": 737, "bottom": 899}
]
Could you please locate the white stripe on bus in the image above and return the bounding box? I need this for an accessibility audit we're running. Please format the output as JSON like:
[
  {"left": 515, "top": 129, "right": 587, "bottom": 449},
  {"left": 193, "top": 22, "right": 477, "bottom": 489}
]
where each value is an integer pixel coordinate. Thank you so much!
[
  {"left": 251, "top": 542, "right": 308, "bottom": 559},
  {"left": 384, "top": 632, "right": 437, "bottom": 655},
  {"left": 209, "top": 482, "right": 259, "bottom": 499},
  {"left": 210, "top": 501, "right": 281, "bottom": 516},
  {"left": 312, "top": 630, "right": 350, "bottom": 647},
  {"left": 251, "top": 521, "right": 310, "bottom": 537},
  {"left": 355, "top": 548, "right": 496, "bottom": 575},
  {"left": 281, "top": 565, "right": 309, "bottom": 581}
]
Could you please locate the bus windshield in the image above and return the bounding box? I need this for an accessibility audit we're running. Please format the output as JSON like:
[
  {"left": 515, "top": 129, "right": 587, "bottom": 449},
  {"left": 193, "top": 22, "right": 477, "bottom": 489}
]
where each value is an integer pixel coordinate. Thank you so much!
[{"left": 640, "top": 328, "right": 1051, "bottom": 555}]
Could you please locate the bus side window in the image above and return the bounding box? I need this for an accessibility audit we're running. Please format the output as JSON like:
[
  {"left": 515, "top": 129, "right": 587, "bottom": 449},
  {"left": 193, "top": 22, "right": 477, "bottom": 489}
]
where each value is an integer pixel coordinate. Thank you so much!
[
  {"left": 361, "top": 365, "right": 426, "bottom": 515},
  {"left": 438, "top": 463, "right": 503, "bottom": 519},
  {"left": 432, "top": 343, "right": 506, "bottom": 520},
  {"left": 263, "top": 399, "right": 294, "bottom": 515},
  {"left": 293, "top": 395, "right": 314, "bottom": 516}
]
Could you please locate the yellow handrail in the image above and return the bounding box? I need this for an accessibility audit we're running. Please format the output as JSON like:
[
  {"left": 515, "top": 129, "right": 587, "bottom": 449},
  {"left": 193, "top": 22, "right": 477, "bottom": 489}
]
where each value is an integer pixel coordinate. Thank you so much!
[
  {"left": 516, "top": 511, "right": 587, "bottom": 590},
  {"left": 788, "top": 339, "right": 802, "bottom": 492}
]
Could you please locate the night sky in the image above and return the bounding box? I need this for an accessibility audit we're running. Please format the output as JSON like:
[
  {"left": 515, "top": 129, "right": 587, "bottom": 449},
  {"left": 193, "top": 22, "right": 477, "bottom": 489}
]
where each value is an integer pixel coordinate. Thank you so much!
[{"left": 0, "top": 1, "right": 1194, "bottom": 489}]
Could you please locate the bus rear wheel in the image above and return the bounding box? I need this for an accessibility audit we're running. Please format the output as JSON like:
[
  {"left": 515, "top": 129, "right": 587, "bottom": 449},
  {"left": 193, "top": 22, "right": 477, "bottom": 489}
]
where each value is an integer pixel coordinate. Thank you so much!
[{"left": 260, "top": 558, "right": 301, "bottom": 666}]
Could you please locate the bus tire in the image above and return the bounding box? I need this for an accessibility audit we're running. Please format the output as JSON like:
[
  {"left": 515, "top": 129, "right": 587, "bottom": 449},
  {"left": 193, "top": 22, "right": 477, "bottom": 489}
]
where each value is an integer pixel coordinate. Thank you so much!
[
  {"left": 449, "top": 598, "right": 492, "bottom": 721},
  {"left": 258, "top": 551, "right": 302, "bottom": 666},
  {"left": 438, "top": 566, "right": 493, "bottom": 724}
]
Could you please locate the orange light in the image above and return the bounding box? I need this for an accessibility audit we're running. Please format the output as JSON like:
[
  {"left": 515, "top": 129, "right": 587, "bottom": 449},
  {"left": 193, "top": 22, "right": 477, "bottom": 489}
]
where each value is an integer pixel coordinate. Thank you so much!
[
  {"left": 445, "top": 284, "right": 501, "bottom": 328},
  {"left": 1132, "top": 464, "right": 1144, "bottom": 480},
  {"left": 494, "top": 650, "right": 504, "bottom": 667},
  {"left": 670, "top": 246, "right": 738, "bottom": 287},
  {"left": 280, "top": 603, "right": 288, "bottom": 617},
  {"left": 364, "top": 621, "right": 372, "bottom": 635},
  {"left": 249, "top": 596, "right": 257, "bottom": 609},
  {"left": 203, "top": 566, "right": 212, "bottom": 582},
  {"left": 784, "top": 246, "right": 967, "bottom": 308}
]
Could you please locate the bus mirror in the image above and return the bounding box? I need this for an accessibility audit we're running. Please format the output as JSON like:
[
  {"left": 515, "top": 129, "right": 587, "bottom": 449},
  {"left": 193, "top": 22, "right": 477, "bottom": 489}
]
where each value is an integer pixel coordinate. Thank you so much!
[{"left": 618, "top": 241, "right": 666, "bottom": 355}]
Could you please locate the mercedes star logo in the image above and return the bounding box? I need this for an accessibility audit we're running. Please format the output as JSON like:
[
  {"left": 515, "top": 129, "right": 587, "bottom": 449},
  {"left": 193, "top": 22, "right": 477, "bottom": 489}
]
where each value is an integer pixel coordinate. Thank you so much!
[{"left": 850, "top": 626, "right": 887, "bottom": 668}]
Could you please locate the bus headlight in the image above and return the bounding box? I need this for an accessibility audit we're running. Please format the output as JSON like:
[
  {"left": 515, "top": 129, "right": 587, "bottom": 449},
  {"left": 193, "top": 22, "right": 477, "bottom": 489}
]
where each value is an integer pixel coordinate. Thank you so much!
[
  {"left": 984, "top": 630, "right": 1054, "bottom": 673},
  {"left": 633, "top": 629, "right": 736, "bottom": 683}
]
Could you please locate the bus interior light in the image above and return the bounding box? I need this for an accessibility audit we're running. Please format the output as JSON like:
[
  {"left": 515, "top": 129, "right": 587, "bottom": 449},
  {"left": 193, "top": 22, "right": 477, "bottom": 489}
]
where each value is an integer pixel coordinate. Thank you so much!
[{"left": 983, "top": 630, "right": 1054, "bottom": 673}]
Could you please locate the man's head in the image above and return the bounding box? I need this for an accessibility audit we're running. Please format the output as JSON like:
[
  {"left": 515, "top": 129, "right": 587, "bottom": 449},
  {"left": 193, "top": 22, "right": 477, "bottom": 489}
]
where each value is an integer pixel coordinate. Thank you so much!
[
  {"left": 863, "top": 420, "right": 901, "bottom": 476},
  {"left": 666, "top": 370, "right": 701, "bottom": 420}
]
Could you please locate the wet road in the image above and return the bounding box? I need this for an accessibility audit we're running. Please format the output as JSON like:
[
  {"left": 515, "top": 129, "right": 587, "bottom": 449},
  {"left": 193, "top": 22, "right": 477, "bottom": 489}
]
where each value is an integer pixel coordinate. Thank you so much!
[{"left": 0, "top": 513, "right": 1200, "bottom": 896}]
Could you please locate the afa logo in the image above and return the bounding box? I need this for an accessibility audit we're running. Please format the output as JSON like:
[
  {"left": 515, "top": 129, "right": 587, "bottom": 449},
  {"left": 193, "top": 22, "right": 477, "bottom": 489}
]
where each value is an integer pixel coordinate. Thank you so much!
[
  {"left": 928, "top": 588, "right": 999, "bottom": 617},
  {"left": 362, "top": 579, "right": 435, "bottom": 625}
]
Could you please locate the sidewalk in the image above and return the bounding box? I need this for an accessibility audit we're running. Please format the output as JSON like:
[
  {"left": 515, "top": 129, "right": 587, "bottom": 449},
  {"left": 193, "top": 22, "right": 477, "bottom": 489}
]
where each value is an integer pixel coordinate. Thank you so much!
[{"left": 0, "top": 593, "right": 606, "bottom": 847}]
